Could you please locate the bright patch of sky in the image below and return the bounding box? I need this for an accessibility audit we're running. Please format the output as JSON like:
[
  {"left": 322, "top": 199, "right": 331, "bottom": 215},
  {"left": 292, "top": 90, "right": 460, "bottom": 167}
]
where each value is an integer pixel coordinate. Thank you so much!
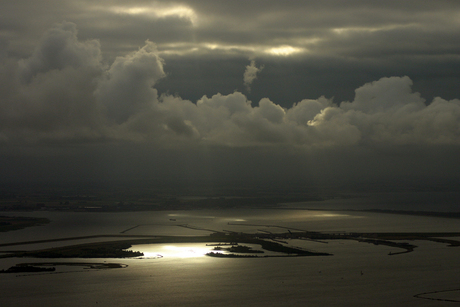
[
  {"left": 266, "top": 45, "right": 304, "bottom": 56},
  {"left": 106, "top": 3, "right": 198, "bottom": 25}
]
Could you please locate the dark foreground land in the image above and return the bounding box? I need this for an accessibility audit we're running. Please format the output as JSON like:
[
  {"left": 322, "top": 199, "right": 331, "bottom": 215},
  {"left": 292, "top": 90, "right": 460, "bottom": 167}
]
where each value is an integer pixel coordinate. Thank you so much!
[
  {"left": 1, "top": 264, "right": 56, "bottom": 273},
  {"left": 0, "top": 262, "right": 127, "bottom": 275},
  {"left": 1, "top": 241, "right": 144, "bottom": 259}
]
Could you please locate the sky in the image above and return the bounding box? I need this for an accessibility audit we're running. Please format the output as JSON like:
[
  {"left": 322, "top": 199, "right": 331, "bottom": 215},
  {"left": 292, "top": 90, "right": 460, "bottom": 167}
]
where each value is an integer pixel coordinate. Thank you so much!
[{"left": 1, "top": 1, "right": 460, "bottom": 193}]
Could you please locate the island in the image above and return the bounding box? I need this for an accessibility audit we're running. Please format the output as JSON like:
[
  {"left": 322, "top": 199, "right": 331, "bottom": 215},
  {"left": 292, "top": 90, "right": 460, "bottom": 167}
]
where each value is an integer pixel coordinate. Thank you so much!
[{"left": 1, "top": 265, "right": 55, "bottom": 273}]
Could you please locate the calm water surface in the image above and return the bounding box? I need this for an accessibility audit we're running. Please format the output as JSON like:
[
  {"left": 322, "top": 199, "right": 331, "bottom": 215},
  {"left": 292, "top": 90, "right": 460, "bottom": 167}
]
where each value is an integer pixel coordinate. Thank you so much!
[{"left": 1, "top": 208, "right": 460, "bottom": 306}]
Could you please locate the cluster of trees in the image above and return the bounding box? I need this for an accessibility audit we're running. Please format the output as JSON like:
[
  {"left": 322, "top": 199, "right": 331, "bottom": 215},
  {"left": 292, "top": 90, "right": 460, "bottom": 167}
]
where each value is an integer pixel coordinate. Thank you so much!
[{"left": 213, "top": 245, "right": 264, "bottom": 254}]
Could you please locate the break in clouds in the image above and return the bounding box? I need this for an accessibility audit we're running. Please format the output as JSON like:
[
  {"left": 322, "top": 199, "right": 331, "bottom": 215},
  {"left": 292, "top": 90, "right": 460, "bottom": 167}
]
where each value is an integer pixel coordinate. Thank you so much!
[{"left": 1, "top": 22, "right": 460, "bottom": 148}]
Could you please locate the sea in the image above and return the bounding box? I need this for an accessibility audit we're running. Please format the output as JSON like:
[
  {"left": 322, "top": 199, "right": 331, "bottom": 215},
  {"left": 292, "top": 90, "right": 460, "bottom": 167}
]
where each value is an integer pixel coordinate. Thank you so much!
[{"left": 1, "top": 196, "right": 460, "bottom": 306}]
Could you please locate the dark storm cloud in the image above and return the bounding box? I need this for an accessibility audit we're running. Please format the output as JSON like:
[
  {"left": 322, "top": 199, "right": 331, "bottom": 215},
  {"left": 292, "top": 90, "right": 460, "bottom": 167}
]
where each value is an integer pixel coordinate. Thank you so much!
[
  {"left": 0, "top": 23, "right": 106, "bottom": 145},
  {"left": 5, "top": 1, "right": 460, "bottom": 57},
  {"left": 1, "top": 2, "right": 460, "bottom": 186}
]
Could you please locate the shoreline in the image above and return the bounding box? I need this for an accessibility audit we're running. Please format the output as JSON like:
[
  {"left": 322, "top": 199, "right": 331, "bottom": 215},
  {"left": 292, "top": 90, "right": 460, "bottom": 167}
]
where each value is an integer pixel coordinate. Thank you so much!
[{"left": 2, "top": 227, "right": 460, "bottom": 260}]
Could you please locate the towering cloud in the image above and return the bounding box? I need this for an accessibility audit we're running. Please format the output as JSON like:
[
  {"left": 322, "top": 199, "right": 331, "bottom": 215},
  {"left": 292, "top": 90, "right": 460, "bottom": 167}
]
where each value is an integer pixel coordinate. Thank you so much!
[
  {"left": 0, "top": 22, "right": 105, "bottom": 144},
  {"left": 96, "top": 41, "right": 165, "bottom": 124}
]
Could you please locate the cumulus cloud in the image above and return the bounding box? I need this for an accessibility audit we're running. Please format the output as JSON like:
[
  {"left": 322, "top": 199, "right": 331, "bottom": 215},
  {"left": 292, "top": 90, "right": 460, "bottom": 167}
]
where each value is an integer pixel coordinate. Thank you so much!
[
  {"left": 333, "top": 77, "right": 460, "bottom": 145},
  {"left": 18, "top": 22, "right": 102, "bottom": 84},
  {"left": 96, "top": 41, "right": 165, "bottom": 124},
  {"left": 119, "top": 76, "right": 460, "bottom": 147},
  {"left": 0, "top": 22, "right": 106, "bottom": 144},
  {"left": 1, "top": 23, "right": 460, "bottom": 149},
  {"left": 243, "top": 60, "right": 263, "bottom": 92}
]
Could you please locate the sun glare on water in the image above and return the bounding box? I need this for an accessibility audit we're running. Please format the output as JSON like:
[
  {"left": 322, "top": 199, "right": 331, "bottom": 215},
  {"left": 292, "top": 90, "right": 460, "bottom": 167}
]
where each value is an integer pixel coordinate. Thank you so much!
[
  {"left": 162, "top": 245, "right": 209, "bottom": 258},
  {"left": 131, "top": 244, "right": 211, "bottom": 258}
]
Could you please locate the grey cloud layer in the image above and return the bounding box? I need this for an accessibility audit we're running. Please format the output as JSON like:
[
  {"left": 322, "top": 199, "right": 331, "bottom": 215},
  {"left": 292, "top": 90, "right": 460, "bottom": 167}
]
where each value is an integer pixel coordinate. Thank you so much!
[
  {"left": 4, "top": 0, "right": 460, "bottom": 107},
  {"left": 4, "top": 1, "right": 460, "bottom": 58},
  {"left": 1, "top": 22, "right": 459, "bottom": 148}
]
